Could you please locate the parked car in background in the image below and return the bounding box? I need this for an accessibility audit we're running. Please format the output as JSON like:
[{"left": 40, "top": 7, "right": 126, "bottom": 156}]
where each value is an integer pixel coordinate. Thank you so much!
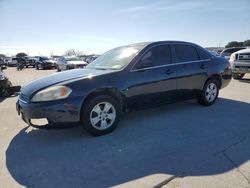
[
  {"left": 8, "top": 58, "right": 18, "bottom": 66},
  {"left": 51, "top": 55, "right": 62, "bottom": 66},
  {"left": 23, "top": 56, "right": 36, "bottom": 68},
  {"left": 78, "top": 55, "right": 89, "bottom": 62},
  {"left": 209, "top": 50, "right": 220, "bottom": 56},
  {"left": 230, "top": 48, "right": 250, "bottom": 79},
  {"left": 35, "top": 56, "right": 55, "bottom": 70},
  {"left": 57, "top": 56, "right": 88, "bottom": 71},
  {"left": 86, "top": 55, "right": 100, "bottom": 64},
  {"left": 0, "top": 58, "right": 7, "bottom": 66},
  {"left": 17, "top": 41, "right": 232, "bottom": 136},
  {"left": 220, "top": 47, "right": 246, "bottom": 60}
]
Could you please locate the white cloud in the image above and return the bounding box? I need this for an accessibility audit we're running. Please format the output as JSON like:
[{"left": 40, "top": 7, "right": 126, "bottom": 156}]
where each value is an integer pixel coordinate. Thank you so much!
[{"left": 116, "top": 1, "right": 208, "bottom": 13}]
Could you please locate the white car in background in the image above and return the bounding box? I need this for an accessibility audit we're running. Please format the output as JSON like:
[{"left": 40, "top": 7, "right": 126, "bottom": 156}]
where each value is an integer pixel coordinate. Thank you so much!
[
  {"left": 8, "top": 58, "right": 18, "bottom": 66},
  {"left": 57, "top": 56, "right": 88, "bottom": 71},
  {"left": 230, "top": 48, "right": 250, "bottom": 79}
]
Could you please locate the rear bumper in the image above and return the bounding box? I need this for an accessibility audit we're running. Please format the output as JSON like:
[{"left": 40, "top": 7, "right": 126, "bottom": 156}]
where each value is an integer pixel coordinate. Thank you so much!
[{"left": 16, "top": 96, "right": 83, "bottom": 127}]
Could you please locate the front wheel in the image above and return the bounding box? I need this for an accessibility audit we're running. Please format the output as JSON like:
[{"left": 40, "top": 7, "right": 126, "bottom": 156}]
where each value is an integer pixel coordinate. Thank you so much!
[
  {"left": 81, "top": 95, "right": 121, "bottom": 136},
  {"left": 198, "top": 79, "right": 219, "bottom": 106}
]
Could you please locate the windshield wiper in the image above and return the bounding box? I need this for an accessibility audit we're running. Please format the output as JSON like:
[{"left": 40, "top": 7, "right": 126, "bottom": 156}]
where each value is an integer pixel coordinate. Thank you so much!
[{"left": 92, "top": 67, "right": 108, "bottom": 70}]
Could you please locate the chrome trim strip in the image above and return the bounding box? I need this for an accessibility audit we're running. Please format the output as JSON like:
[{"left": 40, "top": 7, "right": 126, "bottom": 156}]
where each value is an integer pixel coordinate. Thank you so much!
[
  {"left": 18, "top": 98, "right": 27, "bottom": 104},
  {"left": 131, "top": 59, "right": 211, "bottom": 72},
  {"left": 130, "top": 64, "right": 174, "bottom": 72},
  {"left": 175, "top": 59, "right": 211, "bottom": 65}
]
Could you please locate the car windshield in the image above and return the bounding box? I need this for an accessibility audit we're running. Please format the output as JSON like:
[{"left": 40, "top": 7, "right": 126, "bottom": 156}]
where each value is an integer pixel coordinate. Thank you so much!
[
  {"left": 223, "top": 48, "right": 245, "bottom": 54},
  {"left": 86, "top": 45, "right": 145, "bottom": 70},
  {"left": 41, "top": 57, "right": 49, "bottom": 60},
  {"left": 66, "top": 57, "right": 81, "bottom": 61}
]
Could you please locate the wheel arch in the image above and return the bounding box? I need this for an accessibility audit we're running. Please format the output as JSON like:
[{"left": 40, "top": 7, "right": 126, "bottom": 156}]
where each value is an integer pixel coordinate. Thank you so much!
[
  {"left": 80, "top": 88, "right": 126, "bottom": 118},
  {"left": 204, "top": 74, "right": 222, "bottom": 89}
]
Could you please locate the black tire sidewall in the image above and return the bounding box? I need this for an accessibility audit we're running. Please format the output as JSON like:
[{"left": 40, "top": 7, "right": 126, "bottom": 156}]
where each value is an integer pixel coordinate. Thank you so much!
[
  {"left": 81, "top": 95, "right": 121, "bottom": 136},
  {"left": 199, "top": 79, "right": 219, "bottom": 106}
]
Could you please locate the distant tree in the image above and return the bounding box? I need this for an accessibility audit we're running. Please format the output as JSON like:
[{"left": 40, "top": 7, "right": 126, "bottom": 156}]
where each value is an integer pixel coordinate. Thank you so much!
[
  {"left": 225, "top": 41, "right": 242, "bottom": 48},
  {"left": 16, "top": 52, "right": 28, "bottom": 58},
  {"left": 64, "top": 49, "right": 76, "bottom": 56},
  {"left": 243, "top": 40, "right": 250, "bottom": 47},
  {"left": 0, "top": 54, "right": 6, "bottom": 58}
]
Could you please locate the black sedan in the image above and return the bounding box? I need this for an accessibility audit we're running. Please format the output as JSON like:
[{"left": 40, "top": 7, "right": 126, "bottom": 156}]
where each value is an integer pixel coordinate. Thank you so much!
[
  {"left": 35, "top": 56, "right": 55, "bottom": 70},
  {"left": 17, "top": 41, "right": 232, "bottom": 136}
]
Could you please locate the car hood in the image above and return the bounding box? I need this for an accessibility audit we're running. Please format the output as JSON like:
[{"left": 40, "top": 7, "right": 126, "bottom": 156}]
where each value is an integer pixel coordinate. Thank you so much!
[
  {"left": 67, "top": 60, "right": 87, "bottom": 65},
  {"left": 21, "top": 68, "right": 116, "bottom": 96}
]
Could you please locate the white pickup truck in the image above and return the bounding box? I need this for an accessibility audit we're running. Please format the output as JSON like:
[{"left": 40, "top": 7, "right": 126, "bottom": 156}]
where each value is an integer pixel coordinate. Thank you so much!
[{"left": 230, "top": 48, "right": 250, "bottom": 79}]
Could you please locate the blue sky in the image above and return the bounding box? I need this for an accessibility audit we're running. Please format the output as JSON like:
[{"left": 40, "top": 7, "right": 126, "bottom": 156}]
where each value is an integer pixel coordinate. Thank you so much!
[{"left": 0, "top": 0, "right": 249, "bottom": 56}]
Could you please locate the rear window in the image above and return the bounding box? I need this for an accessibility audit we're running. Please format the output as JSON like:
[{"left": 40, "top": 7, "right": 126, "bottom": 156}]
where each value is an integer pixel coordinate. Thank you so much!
[{"left": 174, "top": 44, "right": 199, "bottom": 62}]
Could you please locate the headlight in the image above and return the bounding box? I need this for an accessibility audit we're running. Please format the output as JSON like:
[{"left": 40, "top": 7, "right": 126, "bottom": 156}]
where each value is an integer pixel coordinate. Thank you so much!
[
  {"left": 31, "top": 86, "right": 72, "bottom": 102},
  {"left": 229, "top": 53, "right": 238, "bottom": 63}
]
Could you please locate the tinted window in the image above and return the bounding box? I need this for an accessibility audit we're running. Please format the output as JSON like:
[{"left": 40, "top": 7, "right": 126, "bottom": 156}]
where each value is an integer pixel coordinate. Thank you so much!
[
  {"left": 135, "top": 45, "right": 172, "bottom": 69},
  {"left": 197, "top": 48, "right": 211, "bottom": 59},
  {"left": 174, "top": 44, "right": 199, "bottom": 62}
]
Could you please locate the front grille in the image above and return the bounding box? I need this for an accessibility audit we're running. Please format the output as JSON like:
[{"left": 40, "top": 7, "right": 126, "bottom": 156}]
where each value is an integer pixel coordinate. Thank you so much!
[
  {"left": 238, "top": 53, "right": 250, "bottom": 61},
  {"left": 19, "top": 93, "right": 29, "bottom": 103},
  {"left": 235, "top": 66, "right": 250, "bottom": 69}
]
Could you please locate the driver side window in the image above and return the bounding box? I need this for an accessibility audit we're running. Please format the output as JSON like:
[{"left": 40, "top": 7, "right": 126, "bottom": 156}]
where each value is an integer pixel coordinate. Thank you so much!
[{"left": 134, "top": 44, "right": 172, "bottom": 70}]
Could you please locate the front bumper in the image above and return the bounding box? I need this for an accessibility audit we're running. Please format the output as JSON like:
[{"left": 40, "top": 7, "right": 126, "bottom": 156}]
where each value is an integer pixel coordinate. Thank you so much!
[
  {"left": 232, "top": 61, "right": 250, "bottom": 74},
  {"left": 16, "top": 96, "right": 83, "bottom": 128}
]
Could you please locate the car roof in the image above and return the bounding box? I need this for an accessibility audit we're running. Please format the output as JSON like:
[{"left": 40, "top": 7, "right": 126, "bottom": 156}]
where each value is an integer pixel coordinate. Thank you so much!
[
  {"left": 231, "top": 48, "right": 250, "bottom": 55},
  {"left": 119, "top": 41, "right": 202, "bottom": 49}
]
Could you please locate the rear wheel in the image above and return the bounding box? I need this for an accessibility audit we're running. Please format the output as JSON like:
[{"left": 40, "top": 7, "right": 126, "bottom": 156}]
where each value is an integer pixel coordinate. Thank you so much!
[
  {"left": 232, "top": 73, "right": 245, "bottom": 80},
  {"left": 81, "top": 95, "right": 121, "bottom": 136},
  {"left": 198, "top": 79, "right": 219, "bottom": 106}
]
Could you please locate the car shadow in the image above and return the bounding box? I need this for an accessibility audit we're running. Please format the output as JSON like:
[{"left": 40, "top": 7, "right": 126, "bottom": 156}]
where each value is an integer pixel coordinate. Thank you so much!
[
  {"left": 0, "top": 93, "right": 19, "bottom": 103},
  {"left": 5, "top": 98, "right": 250, "bottom": 187},
  {"left": 239, "top": 77, "right": 250, "bottom": 83}
]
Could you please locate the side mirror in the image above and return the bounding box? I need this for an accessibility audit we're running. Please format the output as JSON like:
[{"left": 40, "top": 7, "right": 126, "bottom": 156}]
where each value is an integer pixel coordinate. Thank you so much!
[{"left": 135, "top": 59, "right": 153, "bottom": 69}]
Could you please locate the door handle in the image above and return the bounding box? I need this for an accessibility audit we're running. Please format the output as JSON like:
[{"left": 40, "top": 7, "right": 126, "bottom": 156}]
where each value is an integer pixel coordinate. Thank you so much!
[
  {"left": 165, "top": 69, "right": 174, "bottom": 75},
  {"left": 200, "top": 64, "right": 206, "bottom": 69}
]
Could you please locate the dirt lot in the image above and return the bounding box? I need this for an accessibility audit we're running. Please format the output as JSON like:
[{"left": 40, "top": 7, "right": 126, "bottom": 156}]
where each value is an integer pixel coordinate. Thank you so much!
[{"left": 0, "top": 67, "right": 250, "bottom": 188}]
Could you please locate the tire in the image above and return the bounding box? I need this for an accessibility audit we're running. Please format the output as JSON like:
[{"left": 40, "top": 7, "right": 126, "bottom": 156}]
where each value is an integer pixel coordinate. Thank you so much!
[
  {"left": 232, "top": 73, "right": 245, "bottom": 80},
  {"left": 36, "top": 65, "right": 39, "bottom": 70},
  {"left": 39, "top": 64, "right": 43, "bottom": 70},
  {"left": 81, "top": 95, "right": 121, "bottom": 136},
  {"left": 198, "top": 79, "right": 219, "bottom": 106}
]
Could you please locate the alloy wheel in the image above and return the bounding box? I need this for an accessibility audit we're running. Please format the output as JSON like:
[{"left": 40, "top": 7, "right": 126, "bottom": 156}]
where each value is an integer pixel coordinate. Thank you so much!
[
  {"left": 205, "top": 83, "right": 217, "bottom": 102},
  {"left": 90, "top": 102, "right": 116, "bottom": 130}
]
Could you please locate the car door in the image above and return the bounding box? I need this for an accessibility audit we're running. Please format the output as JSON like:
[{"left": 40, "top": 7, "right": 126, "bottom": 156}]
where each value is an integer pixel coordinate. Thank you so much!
[
  {"left": 125, "top": 44, "right": 177, "bottom": 108},
  {"left": 173, "top": 44, "right": 210, "bottom": 98}
]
